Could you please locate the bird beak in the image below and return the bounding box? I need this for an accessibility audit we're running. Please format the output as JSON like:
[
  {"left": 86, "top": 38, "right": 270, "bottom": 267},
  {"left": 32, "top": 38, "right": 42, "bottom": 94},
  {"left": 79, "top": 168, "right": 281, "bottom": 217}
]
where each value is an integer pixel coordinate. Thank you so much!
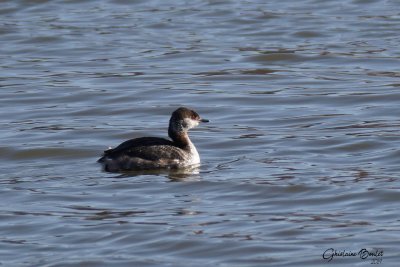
[{"left": 200, "top": 118, "right": 209, "bottom": 123}]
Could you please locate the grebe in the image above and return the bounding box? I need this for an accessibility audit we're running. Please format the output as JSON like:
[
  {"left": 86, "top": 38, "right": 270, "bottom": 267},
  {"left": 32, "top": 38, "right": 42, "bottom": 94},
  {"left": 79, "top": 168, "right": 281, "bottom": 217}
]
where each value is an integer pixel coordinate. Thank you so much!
[{"left": 98, "top": 107, "right": 209, "bottom": 172}]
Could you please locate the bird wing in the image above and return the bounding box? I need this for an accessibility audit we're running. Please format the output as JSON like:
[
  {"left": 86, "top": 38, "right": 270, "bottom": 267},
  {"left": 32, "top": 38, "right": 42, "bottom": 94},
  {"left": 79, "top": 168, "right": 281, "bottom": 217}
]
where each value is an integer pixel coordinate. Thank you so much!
[{"left": 99, "top": 137, "right": 185, "bottom": 162}]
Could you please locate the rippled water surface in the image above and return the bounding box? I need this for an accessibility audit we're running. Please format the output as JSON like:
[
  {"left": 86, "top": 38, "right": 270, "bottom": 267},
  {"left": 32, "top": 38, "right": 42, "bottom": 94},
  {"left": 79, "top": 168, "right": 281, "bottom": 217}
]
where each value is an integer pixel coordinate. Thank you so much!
[{"left": 1, "top": 0, "right": 399, "bottom": 266}]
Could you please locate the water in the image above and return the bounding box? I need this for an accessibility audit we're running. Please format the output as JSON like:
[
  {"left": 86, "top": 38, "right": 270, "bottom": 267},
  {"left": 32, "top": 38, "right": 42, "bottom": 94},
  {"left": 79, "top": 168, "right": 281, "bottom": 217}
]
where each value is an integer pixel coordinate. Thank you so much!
[{"left": 1, "top": 0, "right": 399, "bottom": 266}]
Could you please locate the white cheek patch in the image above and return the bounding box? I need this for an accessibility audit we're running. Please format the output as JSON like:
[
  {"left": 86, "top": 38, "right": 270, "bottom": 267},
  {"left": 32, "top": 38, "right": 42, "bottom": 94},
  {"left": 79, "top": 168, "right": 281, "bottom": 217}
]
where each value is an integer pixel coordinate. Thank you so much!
[{"left": 183, "top": 118, "right": 199, "bottom": 129}]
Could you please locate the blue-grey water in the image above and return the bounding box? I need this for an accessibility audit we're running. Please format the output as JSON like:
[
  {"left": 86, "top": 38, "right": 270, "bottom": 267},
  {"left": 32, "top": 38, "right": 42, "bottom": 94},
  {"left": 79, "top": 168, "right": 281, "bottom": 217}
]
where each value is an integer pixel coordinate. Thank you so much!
[{"left": 1, "top": 0, "right": 399, "bottom": 266}]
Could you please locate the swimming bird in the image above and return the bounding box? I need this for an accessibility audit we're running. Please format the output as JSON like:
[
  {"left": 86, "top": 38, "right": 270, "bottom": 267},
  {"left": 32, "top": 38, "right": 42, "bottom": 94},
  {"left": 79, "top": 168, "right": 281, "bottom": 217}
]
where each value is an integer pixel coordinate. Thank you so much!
[{"left": 98, "top": 107, "right": 209, "bottom": 172}]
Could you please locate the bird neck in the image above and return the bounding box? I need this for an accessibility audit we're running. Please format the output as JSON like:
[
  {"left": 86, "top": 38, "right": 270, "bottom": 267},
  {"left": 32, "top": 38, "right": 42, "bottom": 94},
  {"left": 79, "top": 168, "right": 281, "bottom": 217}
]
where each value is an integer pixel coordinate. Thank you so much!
[{"left": 168, "top": 123, "right": 191, "bottom": 149}]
